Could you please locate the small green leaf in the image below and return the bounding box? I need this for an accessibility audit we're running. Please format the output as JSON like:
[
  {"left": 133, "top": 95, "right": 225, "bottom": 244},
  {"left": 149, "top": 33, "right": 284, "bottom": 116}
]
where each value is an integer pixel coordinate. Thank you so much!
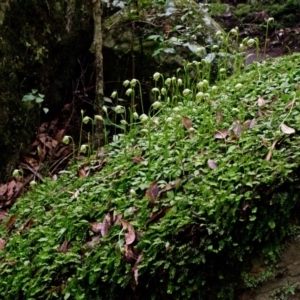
[
  {"left": 22, "top": 94, "right": 35, "bottom": 102},
  {"left": 268, "top": 220, "right": 276, "bottom": 229},
  {"left": 35, "top": 97, "right": 44, "bottom": 103}
]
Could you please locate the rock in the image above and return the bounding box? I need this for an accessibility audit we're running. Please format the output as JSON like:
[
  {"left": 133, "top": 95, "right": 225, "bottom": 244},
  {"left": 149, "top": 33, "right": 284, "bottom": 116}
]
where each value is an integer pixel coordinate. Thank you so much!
[{"left": 102, "top": 0, "right": 225, "bottom": 98}]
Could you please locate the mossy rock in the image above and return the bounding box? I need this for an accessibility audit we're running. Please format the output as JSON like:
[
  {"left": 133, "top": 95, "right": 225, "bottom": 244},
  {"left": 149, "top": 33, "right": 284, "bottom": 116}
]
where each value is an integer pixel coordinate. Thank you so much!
[{"left": 1, "top": 53, "right": 300, "bottom": 299}]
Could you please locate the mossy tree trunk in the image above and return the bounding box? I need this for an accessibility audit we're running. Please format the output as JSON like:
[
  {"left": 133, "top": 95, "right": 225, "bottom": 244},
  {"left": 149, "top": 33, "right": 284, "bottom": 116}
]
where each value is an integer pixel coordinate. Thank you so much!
[{"left": 91, "top": 0, "right": 104, "bottom": 148}]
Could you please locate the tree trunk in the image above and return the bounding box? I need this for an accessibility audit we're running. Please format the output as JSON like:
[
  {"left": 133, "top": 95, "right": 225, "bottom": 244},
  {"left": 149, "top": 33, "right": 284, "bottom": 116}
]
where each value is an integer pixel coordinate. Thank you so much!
[{"left": 91, "top": 0, "right": 104, "bottom": 148}]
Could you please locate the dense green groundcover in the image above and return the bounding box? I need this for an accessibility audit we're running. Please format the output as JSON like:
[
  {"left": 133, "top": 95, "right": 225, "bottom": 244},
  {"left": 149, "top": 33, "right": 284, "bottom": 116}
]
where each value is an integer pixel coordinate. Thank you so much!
[{"left": 1, "top": 53, "right": 300, "bottom": 299}]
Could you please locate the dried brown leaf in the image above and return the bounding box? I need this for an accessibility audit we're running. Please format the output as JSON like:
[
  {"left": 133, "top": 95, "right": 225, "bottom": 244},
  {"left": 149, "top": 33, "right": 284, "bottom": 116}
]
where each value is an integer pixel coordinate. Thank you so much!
[
  {"left": 265, "top": 140, "right": 278, "bottom": 161},
  {"left": 0, "top": 210, "right": 8, "bottom": 221},
  {"left": 125, "top": 224, "right": 136, "bottom": 245},
  {"left": 133, "top": 155, "right": 144, "bottom": 164},
  {"left": 91, "top": 222, "right": 103, "bottom": 233},
  {"left": 216, "top": 109, "right": 223, "bottom": 123},
  {"left": 207, "top": 159, "right": 217, "bottom": 170},
  {"left": 262, "top": 137, "right": 268, "bottom": 147},
  {"left": 133, "top": 253, "right": 143, "bottom": 285},
  {"left": 249, "top": 119, "right": 257, "bottom": 128},
  {"left": 214, "top": 129, "right": 229, "bottom": 139},
  {"left": 160, "top": 179, "right": 181, "bottom": 194},
  {"left": 86, "top": 236, "right": 101, "bottom": 249},
  {"left": 145, "top": 181, "right": 159, "bottom": 205},
  {"left": 285, "top": 100, "right": 295, "bottom": 110},
  {"left": 54, "top": 129, "right": 65, "bottom": 143},
  {"left": 0, "top": 238, "right": 6, "bottom": 250},
  {"left": 257, "top": 96, "right": 266, "bottom": 107},
  {"left": 6, "top": 214, "right": 17, "bottom": 231},
  {"left": 6, "top": 180, "right": 17, "bottom": 200},
  {"left": 78, "top": 167, "right": 87, "bottom": 178},
  {"left": 182, "top": 116, "right": 193, "bottom": 130},
  {"left": 51, "top": 139, "right": 58, "bottom": 148},
  {"left": 57, "top": 240, "right": 69, "bottom": 253},
  {"left": 0, "top": 184, "right": 7, "bottom": 196},
  {"left": 146, "top": 206, "right": 172, "bottom": 226},
  {"left": 124, "top": 244, "right": 136, "bottom": 263},
  {"left": 96, "top": 149, "right": 106, "bottom": 158},
  {"left": 280, "top": 123, "right": 295, "bottom": 134},
  {"left": 233, "top": 123, "right": 243, "bottom": 137},
  {"left": 101, "top": 217, "right": 110, "bottom": 237}
]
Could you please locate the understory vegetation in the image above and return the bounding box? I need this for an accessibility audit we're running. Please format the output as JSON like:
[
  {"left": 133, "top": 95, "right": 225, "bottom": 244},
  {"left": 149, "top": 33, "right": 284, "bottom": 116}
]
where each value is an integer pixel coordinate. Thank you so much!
[{"left": 1, "top": 39, "right": 300, "bottom": 299}]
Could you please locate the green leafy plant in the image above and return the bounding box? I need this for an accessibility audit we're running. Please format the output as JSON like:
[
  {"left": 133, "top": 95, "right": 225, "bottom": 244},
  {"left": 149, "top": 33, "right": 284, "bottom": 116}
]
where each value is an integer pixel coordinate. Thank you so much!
[
  {"left": 22, "top": 89, "right": 48, "bottom": 114},
  {"left": 1, "top": 36, "right": 300, "bottom": 300}
]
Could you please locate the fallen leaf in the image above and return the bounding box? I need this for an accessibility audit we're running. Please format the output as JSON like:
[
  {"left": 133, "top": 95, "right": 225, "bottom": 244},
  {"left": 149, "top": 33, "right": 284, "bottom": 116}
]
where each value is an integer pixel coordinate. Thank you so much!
[
  {"left": 265, "top": 140, "right": 278, "bottom": 161},
  {"left": 6, "top": 180, "right": 17, "bottom": 200},
  {"left": 133, "top": 253, "right": 143, "bottom": 285},
  {"left": 91, "top": 222, "right": 103, "bottom": 233},
  {"left": 146, "top": 206, "right": 172, "bottom": 226},
  {"left": 249, "top": 119, "right": 257, "bottom": 128},
  {"left": 160, "top": 179, "right": 181, "bottom": 194},
  {"left": 86, "top": 236, "right": 101, "bottom": 249},
  {"left": 182, "top": 116, "right": 192, "bottom": 130},
  {"left": 207, "top": 159, "right": 217, "bottom": 170},
  {"left": 57, "top": 240, "right": 69, "bottom": 253},
  {"left": 78, "top": 167, "right": 87, "bottom": 178},
  {"left": 233, "top": 123, "right": 243, "bottom": 137},
  {"left": 101, "top": 216, "right": 110, "bottom": 237},
  {"left": 54, "top": 129, "right": 65, "bottom": 143},
  {"left": 0, "top": 210, "right": 8, "bottom": 221},
  {"left": 0, "top": 239, "right": 6, "bottom": 250},
  {"left": 145, "top": 182, "right": 159, "bottom": 206},
  {"left": 285, "top": 100, "right": 295, "bottom": 110},
  {"left": 124, "top": 244, "right": 136, "bottom": 263},
  {"left": 6, "top": 214, "right": 17, "bottom": 231},
  {"left": 280, "top": 123, "right": 295, "bottom": 134},
  {"left": 0, "top": 184, "right": 7, "bottom": 196},
  {"left": 214, "top": 129, "right": 229, "bottom": 139},
  {"left": 125, "top": 224, "right": 136, "bottom": 245},
  {"left": 257, "top": 96, "right": 266, "bottom": 107},
  {"left": 133, "top": 155, "right": 144, "bottom": 164},
  {"left": 216, "top": 109, "right": 223, "bottom": 123}
]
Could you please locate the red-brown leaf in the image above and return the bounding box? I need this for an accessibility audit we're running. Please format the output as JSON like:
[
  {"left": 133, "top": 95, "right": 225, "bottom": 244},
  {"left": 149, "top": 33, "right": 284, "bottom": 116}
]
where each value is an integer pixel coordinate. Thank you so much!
[
  {"left": 6, "top": 180, "right": 17, "bottom": 200},
  {"left": 216, "top": 109, "right": 223, "bottom": 123},
  {"left": 145, "top": 181, "right": 159, "bottom": 205},
  {"left": 57, "top": 240, "right": 69, "bottom": 253},
  {"left": 6, "top": 214, "right": 17, "bottom": 231},
  {"left": 233, "top": 123, "right": 243, "bottom": 137},
  {"left": 146, "top": 206, "right": 172, "bottom": 226},
  {"left": 101, "top": 217, "right": 110, "bottom": 237},
  {"left": 160, "top": 179, "right": 181, "bottom": 194},
  {"left": 0, "top": 238, "right": 6, "bottom": 250},
  {"left": 91, "top": 222, "right": 103, "bottom": 233},
  {"left": 285, "top": 100, "right": 295, "bottom": 110},
  {"left": 280, "top": 123, "right": 295, "bottom": 134},
  {"left": 133, "top": 155, "right": 144, "bottom": 164},
  {"left": 0, "top": 210, "right": 8, "bottom": 221},
  {"left": 0, "top": 184, "right": 7, "bottom": 196},
  {"left": 125, "top": 224, "right": 136, "bottom": 245},
  {"left": 133, "top": 253, "right": 143, "bottom": 285},
  {"left": 207, "top": 159, "right": 217, "bottom": 170},
  {"left": 257, "top": 96, "right": 266, "bottom": 107},
  {"left": 182, "top": 116, "right": 193, "bottom": 130},
  {"left": 214, "top": 129, "right": 229, "bottom": 139},
  {"left": 54, "top": 129, "right": 65, "bottom": 143},
  {"left": 265, "top": 140, "right": 278, "bottom": 161}
]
